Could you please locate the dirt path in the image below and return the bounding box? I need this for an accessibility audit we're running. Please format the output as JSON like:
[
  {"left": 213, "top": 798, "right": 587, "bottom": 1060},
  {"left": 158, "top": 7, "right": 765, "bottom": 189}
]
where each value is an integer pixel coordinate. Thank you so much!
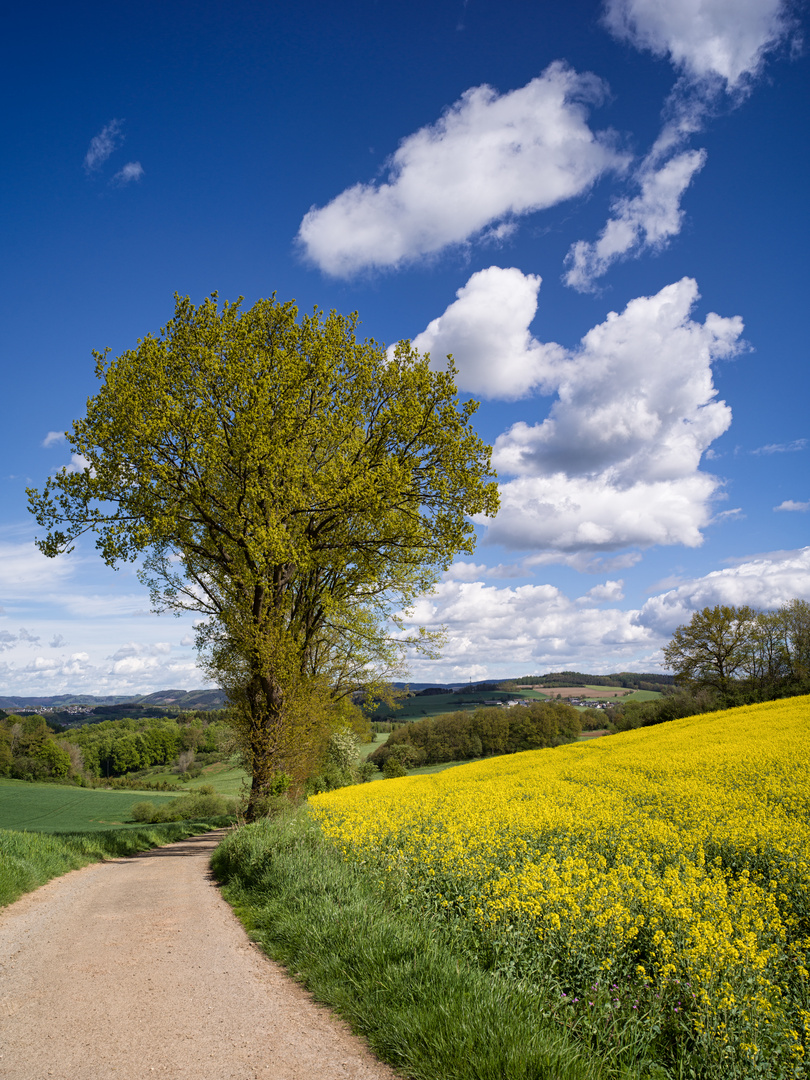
[{"left": 0, "top": 831, "right": 399, "bottom": 1080}]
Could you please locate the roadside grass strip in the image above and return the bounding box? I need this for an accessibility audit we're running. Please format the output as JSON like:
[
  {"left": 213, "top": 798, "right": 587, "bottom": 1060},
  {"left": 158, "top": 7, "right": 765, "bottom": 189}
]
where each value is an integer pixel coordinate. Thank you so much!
[
  {"left": 310, "top": 697, "right": 810, "bottom": 1080},
  {"left": 0, "top": 820, "right": 232, "bottom": 908},
  {"left": 212, "top": 810, "right": 615, "bottom": 1080}
]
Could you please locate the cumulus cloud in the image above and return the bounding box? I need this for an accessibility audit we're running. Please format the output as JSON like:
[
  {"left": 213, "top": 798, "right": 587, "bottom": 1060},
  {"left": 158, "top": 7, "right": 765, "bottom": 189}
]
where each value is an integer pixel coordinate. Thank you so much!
[
  {"left": 111, "top": 161, "right": 144, "bottom": 185},
  {"left": 42, "top": 431, "right": 66, "bottom": 448},
  {"left": 486, "top": 278, "right": 742, "bottom": 553},
  {"left": 578, "top": 580, "right": 626, "bottom": 603},
  {"left": 405, "top": 267, "right": 565, "bottom": 399},
  {"left": 298, "top": 62, "right": 628, "bottom": 276},
  {"left": 400, "top": 579, "right": 655, "bottom": 678},
  {"left": 49, "top": 634, "right": 67, "bottom": 648},
  {"left": 775, "top": 499, "right": 810, "bottom": 512},
  {"left": 0, "top": 630, "right": 17, "bottom": 652},
  {"left": 564, "top": 148, "right": 706, "bottom": 290},
  {"left": 636, "top": 546, "right": 810, "bottom": 633},
  {"left": 603, "top": 0, "right": 794, "bottom": 89},
  {"left": 84, "top": 119, "right": 123, "bottom": 173}
]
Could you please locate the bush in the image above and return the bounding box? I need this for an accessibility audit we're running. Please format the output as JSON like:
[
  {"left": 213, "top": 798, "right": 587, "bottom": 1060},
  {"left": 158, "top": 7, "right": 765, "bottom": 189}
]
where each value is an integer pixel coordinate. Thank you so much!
[
  {"left": 382, "top": 757, "right": 407, "bottom": 778},
  {"left": 129, "top": 791, "right": 239, "bottom": 823}
]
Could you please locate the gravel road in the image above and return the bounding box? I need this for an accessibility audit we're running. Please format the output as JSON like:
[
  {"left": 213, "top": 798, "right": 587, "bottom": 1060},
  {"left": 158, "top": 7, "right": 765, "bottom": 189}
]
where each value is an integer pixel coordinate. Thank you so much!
[{"left": 0, "top": 831, "right": 399, "bottom": 1080}]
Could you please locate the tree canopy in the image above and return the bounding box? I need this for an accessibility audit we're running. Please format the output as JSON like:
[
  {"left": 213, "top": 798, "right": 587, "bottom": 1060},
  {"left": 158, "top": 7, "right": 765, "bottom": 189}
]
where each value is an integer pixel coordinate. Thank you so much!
[{"left": 28, "top": 294, "right": 498, "bottom": 815}]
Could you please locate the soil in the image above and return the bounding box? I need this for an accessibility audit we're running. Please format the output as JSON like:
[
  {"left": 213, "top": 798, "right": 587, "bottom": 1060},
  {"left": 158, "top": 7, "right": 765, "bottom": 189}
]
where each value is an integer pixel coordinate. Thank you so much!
[{"left": 0, "top": 831, "right": 399, "bottom": 1080}]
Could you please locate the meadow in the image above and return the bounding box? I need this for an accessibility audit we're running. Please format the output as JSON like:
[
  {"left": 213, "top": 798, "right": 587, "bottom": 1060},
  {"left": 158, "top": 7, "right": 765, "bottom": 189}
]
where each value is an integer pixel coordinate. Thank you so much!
[{"left": 310, "top": 697, "right": 810, "bottom": 1079}]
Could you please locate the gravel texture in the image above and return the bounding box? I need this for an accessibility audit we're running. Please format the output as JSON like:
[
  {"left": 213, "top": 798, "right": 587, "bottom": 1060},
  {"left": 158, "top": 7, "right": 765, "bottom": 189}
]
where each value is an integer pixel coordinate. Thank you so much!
[{"left": 0, "top": 830, "right": 399, "bottom": 1080}]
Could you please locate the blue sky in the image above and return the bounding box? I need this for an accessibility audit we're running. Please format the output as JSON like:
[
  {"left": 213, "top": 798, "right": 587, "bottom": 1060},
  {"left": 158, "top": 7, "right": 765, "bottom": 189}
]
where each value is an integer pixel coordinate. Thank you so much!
[{"left": 1, "top": 0, "right": 808, "bottom": 695}]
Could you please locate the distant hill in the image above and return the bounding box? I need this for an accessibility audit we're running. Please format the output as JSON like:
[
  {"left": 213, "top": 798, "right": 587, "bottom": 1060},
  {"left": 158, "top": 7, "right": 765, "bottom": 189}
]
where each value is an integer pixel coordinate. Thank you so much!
[
  {"left": 0, "top": 674, "right": 672, "bottom": 717},
  {"left": 0, "top": 689, "right": 227, "bottom": 713}
]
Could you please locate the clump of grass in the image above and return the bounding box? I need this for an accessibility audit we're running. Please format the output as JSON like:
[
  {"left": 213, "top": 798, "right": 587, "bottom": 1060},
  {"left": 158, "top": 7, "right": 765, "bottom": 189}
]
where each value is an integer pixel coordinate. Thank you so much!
[
  {"left": 0, "top": 820, "right": 229, "bottom": 908},
  {"left": 212, "top": 808, "right": 620, "bottom": 1080}
]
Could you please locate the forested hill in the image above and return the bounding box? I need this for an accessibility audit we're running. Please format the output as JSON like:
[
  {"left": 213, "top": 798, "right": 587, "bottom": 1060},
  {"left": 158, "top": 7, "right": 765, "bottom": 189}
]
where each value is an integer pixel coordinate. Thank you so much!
[{"left": 0, "top": 689, "right": 227, "bottom": 712}]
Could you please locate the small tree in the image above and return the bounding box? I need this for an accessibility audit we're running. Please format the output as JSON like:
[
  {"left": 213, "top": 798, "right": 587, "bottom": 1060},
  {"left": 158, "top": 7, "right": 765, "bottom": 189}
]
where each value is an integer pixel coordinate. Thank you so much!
[{"left": 28, "top": 294, "right": 498, "bottom": 817}]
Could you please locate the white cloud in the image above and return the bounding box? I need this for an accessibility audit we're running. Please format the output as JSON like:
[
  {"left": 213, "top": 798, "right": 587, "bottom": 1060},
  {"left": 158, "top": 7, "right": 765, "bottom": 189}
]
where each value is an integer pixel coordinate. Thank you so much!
[
  {"left": 84, "top": 119, "right": 123, "bottom": 173},
  {"left": 753, "top": 438, "right": 807, "bottom": 455},
  {"left": 49, "top": 634, "right": 67, "bottom": 648},
  {"left": 0, "top": 540, "right": 75, "bottom": 598},
  {"left": 567, "top": 0, "right": 794, "bottom": 290},
  {"left": 400, "top": 579, "right": 655, "bottom": 678},
  {"left": 603, "top": 0, "right": 794, "bottom": 89},
  {"left": 775, "top": 499, "right": 810, "bottom": 512},
  {"left": 298, "top": 62, "right": 628, "bottom": 276},
  {"left": 578, "top": 580, "right": 626, "bottom": 603},
  {"left": 405, "top": 267, "right": 565, "bottom": 399},
  {"left": 564, "top": 148, "right": 707, "bottom": 290},
  {"left": 486, "top": 278, "right": 742, "bottom": 552},
  {"left": 636, "top": 546, "right": 810, "bottom": 633},
  {"left": 110, "top": 641, "right": 172, "bottom": 660},
  {"left": 111, "top": 161, "right": 144, "bottom": 185},
  {"left": 64, "top": 454, "right": 93, "bottom": 475},
  {"left": 42, "top": 431, "right": 66, "bottom": 448},
  {"left": 443, "top": 560, "right": 525, "bottom": 582}
]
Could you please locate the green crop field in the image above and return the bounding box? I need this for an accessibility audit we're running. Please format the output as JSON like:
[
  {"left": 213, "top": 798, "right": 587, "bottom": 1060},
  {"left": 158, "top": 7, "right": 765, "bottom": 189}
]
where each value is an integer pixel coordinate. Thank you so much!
[
  {"left": 373, "top": 690, "right": 523, "bottom": 721},
  {"left": 0, "top": 778, "right": 180, "bottom": 833}
]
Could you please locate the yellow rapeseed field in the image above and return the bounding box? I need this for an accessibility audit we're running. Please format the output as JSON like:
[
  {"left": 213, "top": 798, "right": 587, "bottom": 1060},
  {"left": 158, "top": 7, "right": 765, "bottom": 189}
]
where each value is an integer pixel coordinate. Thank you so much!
[{"left": 311, "top": 698, "right": 810, "bottom": 1078}]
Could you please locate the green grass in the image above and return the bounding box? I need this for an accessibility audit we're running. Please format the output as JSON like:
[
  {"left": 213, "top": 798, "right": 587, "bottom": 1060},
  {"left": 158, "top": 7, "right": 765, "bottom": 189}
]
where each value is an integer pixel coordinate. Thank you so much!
[
  {"left": 359, "top": 733, "right": 390, "bottom": 759},
  {"left": 622, "top": 689, "right": 663, "bottom": 701},
  {"left": 0, "top": 777, "right": 181, "bottom": 832},
  {"left": 212, "top": 808, "right": 621, "bottom": 1080},
  {"left": 0, "top": 820, "right": 230, "bottom": 908}
]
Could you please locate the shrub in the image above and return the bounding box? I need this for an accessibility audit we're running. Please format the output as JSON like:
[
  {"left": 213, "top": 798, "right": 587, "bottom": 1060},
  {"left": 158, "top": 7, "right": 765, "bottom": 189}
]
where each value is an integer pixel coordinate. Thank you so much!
[{"left": 129, "top": 791, "right": 239, "bottom": 823}]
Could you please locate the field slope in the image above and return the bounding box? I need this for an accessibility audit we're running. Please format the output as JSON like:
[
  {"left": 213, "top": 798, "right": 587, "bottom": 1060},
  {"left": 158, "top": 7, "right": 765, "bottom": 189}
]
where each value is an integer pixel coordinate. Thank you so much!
[{"left": 311, "top": 697, "right": 810, "bottom": 1079}]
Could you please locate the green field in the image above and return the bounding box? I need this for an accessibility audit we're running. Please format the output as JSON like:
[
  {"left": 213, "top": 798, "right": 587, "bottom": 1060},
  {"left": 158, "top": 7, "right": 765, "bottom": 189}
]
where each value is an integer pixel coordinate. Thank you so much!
[
  {"left": 622, "top": 688, "right": 663, "bottom": 701},
  {"left": 0, "top": 778, "right": 181, "bottom": 832},
  {"left": 372, "top": 690, "right": 525, "bottom": 721},
  {"left": 140, "top": 761, "right": 248, "bottom": 796}
]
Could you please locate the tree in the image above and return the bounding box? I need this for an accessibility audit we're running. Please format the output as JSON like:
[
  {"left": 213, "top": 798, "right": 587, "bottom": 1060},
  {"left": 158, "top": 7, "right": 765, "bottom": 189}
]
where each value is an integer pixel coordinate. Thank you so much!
[
  {"left": 662, "top": 604, "right": 757, "bottom": 705},
  {"left": 28, "top": 294, "right": 498, "bottom": 818}
]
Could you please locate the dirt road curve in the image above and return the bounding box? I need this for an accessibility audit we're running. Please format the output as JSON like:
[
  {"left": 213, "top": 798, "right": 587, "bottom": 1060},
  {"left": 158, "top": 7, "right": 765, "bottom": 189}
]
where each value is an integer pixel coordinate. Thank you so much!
[{"left": 0, "top": 831, "right": 399, "bottom": 1080}]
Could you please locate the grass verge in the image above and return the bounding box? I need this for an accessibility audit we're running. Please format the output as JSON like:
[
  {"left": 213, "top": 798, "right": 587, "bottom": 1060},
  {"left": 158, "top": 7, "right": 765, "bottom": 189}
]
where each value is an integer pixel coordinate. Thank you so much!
[
  {"left": 0, "top": 818, "right": 232, "bottom": 908},
  {"left": 211, "top": 808, "right": 620, "bottom": 1080}
]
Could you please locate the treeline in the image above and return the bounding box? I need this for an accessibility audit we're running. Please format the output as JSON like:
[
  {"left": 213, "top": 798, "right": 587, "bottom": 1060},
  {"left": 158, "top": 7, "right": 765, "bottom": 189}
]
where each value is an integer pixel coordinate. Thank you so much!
[
  {"left": 0, "top": 711, "right": 232, "bottom": 784},
  {"left": 503, "top": 672, "right": 676, "bottom": 692},
  {"left": 368, "top": 702, "right": 581, "bottom": 775}
]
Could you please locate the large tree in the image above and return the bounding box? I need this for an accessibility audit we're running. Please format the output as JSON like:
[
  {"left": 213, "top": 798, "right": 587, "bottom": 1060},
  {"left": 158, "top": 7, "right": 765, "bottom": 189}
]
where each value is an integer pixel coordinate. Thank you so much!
[
  {"left": 28, "top": 294, "right": 498, "bottom": 816},
  {"left": 662, "top": 604, "right": 757, "bottom": 705}
]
